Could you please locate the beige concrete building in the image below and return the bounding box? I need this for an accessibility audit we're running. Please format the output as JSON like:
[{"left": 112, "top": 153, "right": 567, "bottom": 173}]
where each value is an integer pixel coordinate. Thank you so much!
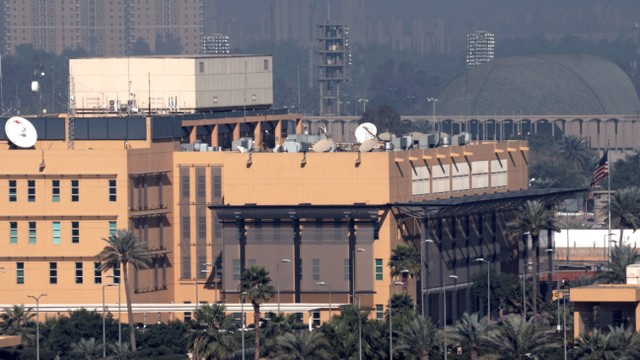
[{"left": 0, "top": 108, "right": 549, "bottom": 327}]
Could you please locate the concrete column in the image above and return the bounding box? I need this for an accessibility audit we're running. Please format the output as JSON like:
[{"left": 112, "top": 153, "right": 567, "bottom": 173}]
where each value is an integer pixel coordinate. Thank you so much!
[
  {"left": 210, "top": 125, "right": 219, "bottom": 148},
  {"left": 275, "top": 120, "right": 283, "bottom": 146},
  {"left": 232, "top": 123, "right": 241, "bottom": 141},
  {"left": 189, "top": 126, "right": 197, "bottom": 143},
  {"left": 295, "top": 119, "right": 303, "bottom": 134},
  {"left": 254, "top": 121, "right": 262, "bottom": 149},
  {"left": 574, "top": 307, "right": 585, "bottom": 339}
]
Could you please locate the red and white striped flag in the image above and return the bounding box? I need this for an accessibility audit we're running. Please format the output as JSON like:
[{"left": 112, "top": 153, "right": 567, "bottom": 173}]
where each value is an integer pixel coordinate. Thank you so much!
[{"left": 590, "top": 150, "right": 608, "bottom": 187}]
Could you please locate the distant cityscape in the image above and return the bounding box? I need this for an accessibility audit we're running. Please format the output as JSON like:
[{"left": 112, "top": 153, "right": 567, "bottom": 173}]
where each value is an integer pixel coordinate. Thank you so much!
[{"left": 2, "top": 0, "right": 639, "bottom": 56}]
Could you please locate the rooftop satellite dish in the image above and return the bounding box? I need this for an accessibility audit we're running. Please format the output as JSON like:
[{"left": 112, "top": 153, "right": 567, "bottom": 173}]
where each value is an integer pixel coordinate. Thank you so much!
[
  {"left": 377, "top": 131, "right": 394, "bottom": 142},
  {"left": 5, "top": 116, "right": 37, "bottom": 148},
  {"left": 312, "top": 139, "right": 336, "bottom": 153},
  {"left": 410, "top": 132, "right": 424, "bottom": 141},
  {"left": 359, "top": 138, "right": 378, "bottom": 152},
  {"left": 236, "top": 145, "right": 248, "bottom": 153},
  {"left": 355, "top": 122, "right": 377, "bottom": 144}
]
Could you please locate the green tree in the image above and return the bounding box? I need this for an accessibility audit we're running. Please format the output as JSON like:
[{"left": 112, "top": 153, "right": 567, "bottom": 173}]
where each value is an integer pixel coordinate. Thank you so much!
[
  {"left": 395, "top": 316, "right": 440, "bottom": 360},
  {"left": 0, "top": 305, "right": 36, "bottom": 345},
  {"left": 70, "top": 338, "right": 103, "bottom": 359},
  {"left": 482, "top": 315, "right": 558, "bottom": 359},
  {"left": 389, "top": 243, "right": 421, "bottom": 292},
  {"left": 239, "top": 265, "right": 275, "bottom": 360},
  {"left": 611, "top": 151, "right": 640, "bottom": 189},
  {"left": 571, "top": 325, "right": 634, "bottom": 360},
  {"left": 272, "top": 331, "right": 332, "bottom": 360},
  {"left": 138, "top": 320, "right": 188, "bottom": 358},
  {"left": 262, "top": 312, "right": 304, "bottom": 357},
  {"left": 360, "top": 105, "right": 410, "bottom": 136},
  {"left": 605, "top": 186, "right": 640, "bottom": 241},
  {"left": 449, "top": 313, "right": 489, "bottom": 360},
  {"left": 597, "top": 244, "right": 640, "bottom": 284},
  {"left": 98, "top": 229, "right": 152, "bottom": 353},
  {"left": 319, "top": 305, "right": 370, "bottom": 360},
  {"left": 189, "top": 304, "right": 235, "bottom": 360},
  {"left": 107, "top": 341, "right": 132, "bottom": 360},
  {"left": 559, "top": 136, "right": 596, "bottom": 173},
  {"left": 509, "top": 200, "right": 560, "bottom": 315}
]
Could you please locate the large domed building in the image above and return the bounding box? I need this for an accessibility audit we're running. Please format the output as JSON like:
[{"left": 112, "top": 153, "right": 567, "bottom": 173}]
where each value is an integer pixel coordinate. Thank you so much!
[{"left": 437, "top": 54, "right": 640, "bottom": 116}]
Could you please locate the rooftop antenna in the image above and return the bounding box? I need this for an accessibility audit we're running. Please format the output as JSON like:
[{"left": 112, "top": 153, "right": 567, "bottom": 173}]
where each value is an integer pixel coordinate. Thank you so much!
[{"left": 326, "top": 0, "right": 330, "bottom": 22}]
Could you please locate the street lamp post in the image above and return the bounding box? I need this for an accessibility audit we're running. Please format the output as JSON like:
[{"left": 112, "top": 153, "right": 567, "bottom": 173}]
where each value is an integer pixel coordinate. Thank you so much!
[
  {"left": 196, "top": 262, "right": 212, "bottom": 311},
  {"left": 315, "top": 282, "right": 332, "bottom": 319},
  {"left": 444, "top": 275, "right": 458, "bottom": 360},
  {"left": 277, "top": 258, "right": 292, "bottom": 314},
  {"left": 389, "top": 281, "right": 404, "bottom": 360},
  {"left": 107, "top": 274, "right": 121, "bottom": 346},
  {"left": 352, "top": 248, "right": 365, "bottom": 304},
  {"left": 353, "top": 295, "right": 362, "bottom": 360},
  {"left": 427, "top": 97, "right": 438, "bottom": 132},
  {"left": 522, "top": 232, "right": 530, "bottom": 319},
  {"left": 240, "top": 291, "right": 246, "bottom": 360},
  {"left": 475, "top": 258, "right": 491, "bottom": 320},
  {"left": 102, "top": 283, "right": 116, "bottom": 358},
  {"left": 27, "top": 293, "right": 46, "bottom": 360},
  {"left": 357, "top": 98, "right": 369, "bottom": 115}
]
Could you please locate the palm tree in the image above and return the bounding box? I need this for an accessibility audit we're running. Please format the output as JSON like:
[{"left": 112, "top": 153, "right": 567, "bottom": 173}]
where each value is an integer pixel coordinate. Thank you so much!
[
  {"left": 272, "top": 331, "right": 332, "bottom": 360},
  {"left": 0, "top": 305, "right": 36, "bottom": 345},
  {"left": 98, "top": 229, "right": 151, "bottom": 353},
  {"left": 262, "top": 312, "right": 302, "bottom": 357},
  {"left": 449, "top": 313, "right": 489, "bottom": 360},
  {"left": 389, "top": 243, "right": 421, "bottom": 292},
  {"left": 482, "top": 315, "right": 558, "bottom": 359},
  {"left": 190, "top": 303, "right": 237, "bottom": 360},
  {"left": 239, "top": 265, "right": 275, "bottom": 360},
  {"left": 571, "top": 325, "right": 633, "bottom": 360},
  {"left": 395, "top": 316, "right": 440, "bottom": 360},
  {"left": 509, "top": 200, "right": 559, "bottom": 315},
  {"left": 597, "top": 244, "right": 640, "bottom": 284},
  {"left": 560, "top": 135, "right": 595, "bottom": 173},
  {"left": 107, "top": 341, "right": 132, "bottom": 360},
  {"left": 606, "top": 186, "right": 640, "bottom": 241},
  {"left": 71, "top": 337, "right": 103, "bottom": 359}
]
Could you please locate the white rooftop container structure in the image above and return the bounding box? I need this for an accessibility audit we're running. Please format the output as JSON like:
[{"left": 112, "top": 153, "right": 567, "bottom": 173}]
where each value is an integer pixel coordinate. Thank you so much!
[{"left": 69, "top": 55, "right": 273, "bottom": 114}]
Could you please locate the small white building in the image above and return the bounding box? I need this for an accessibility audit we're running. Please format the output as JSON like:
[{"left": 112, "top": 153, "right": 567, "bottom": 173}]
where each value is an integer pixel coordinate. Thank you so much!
[{"left": 69, "top": 55, "right": 273, "bottom": 114}]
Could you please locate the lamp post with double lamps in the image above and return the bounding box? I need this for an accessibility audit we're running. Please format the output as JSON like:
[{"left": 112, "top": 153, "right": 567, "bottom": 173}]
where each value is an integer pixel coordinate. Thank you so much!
[
  {"left": 107, "top": 274, "right": 121, "bottom": 346},
  {"left": 277, "top": 258, "right": 291, "bottom": 314},
  {"left": 352, "top": 248, "right": 366, "bottom": 303},
  {"left": 475, "top": 258, "right": 491, "bottom": 320},
  {"left": 389, "top": 281, "right": 404, "bottom": 360},
  {"left": 315, "top": 281, "right": 332, "bottom": 319},
  {"left": 427, "top": 97, "right": 438, "bottom": 132},
  {"left": 102, "top": 283, "right": 116, "bottom": 358},
  {"left": 444, "top": 275, "right": 458, "bottom": 360},
  {"left": 353, "top": 295, "right": 363, "bottom": 360},
  {"left": 27, "top": 293, "right": 46, "bottom": 360}
]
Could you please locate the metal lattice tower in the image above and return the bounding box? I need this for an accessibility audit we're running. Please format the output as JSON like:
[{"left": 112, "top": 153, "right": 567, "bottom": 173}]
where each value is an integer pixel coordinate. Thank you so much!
[
  {"left": 67, "top": 76, "right": 76, "bottom": 150},
  {"left": 316, "top": 21, "right": 351, "bottom": 116}
]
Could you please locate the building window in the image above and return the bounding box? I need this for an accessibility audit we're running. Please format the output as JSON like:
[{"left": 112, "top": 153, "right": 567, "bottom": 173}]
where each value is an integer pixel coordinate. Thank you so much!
[
  {"left": 375, "top": 258, "right": 384, "bottom": 281},
  {"left": 312, "top": 258, "right": 320, "bottom": 281},
  {"left": 109, "top": 180, "right": 116, "bottom": 201},
  {"left": 17, "top": 262, "right": 24, "bottom": 284},
  {"left": 344, "top": 259, "right": 350, "bottom": 281},
  {"left": 94, "top": 262, "right": 102, "bottom": 284},
  {"left": 109, "top": 221, "right": 117, "bottom": 236},
  {"left": 264, "top": 59, "right": 269, "bottom": 71},
  {"left": 198, "top": 61, "right": 204, "bottom": 73},
  {"left": 27, "top": 180, "right": 35, "bottom": 202},
  {"left": 52, "top": 221, "right": 61, "bottom": 244},
  {"left": 9, "top": 222, "right": 17, "bottom": 244},
  {"left": 113, "top": 264, "right": 121, "bottom": 284},
  {"left": 49, "top": 262, "right": 57, "bottom": 284},
  {"left": 72, "top": 221, "right": 79, "bottom": 243},
  {"left": 8, "top": 180, "right": 16, "bottom": 202},
  {"left": 71, "top": 180, "right": 79, "bottom": 202},
  {"left": 28, "top": 222, "right": 36, "bottom": 244},
  {"left": 75, "top": 262, "right": 83, "bottom": 284},
  {"left": 52, "top": 180, "right": 60, "bottom": 202},
  {"left": 184, "top": 301, "right": 192, "bottom": 322},
  {"left": 376, "top": 304, "right": 384, "bottom": 320},
  {"left": 312, "top": 311, "right": 321, "bottom": 327},
  {"left": 232, "top": 259, "right": 241, "bottom": 280}
]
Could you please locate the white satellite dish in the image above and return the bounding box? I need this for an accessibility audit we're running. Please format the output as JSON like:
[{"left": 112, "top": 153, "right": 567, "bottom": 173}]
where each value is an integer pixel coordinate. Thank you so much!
[
  {"left": 312, "top": 139, "right": 336, "bottom": 153},
  {"left": 5, "top": 116, "right": 37, "bottom": 148},
  {"left": 378, "top": 131, "right": 394, "bottom": 142},
  {"left": 359, "top": 138, "right": 378, "bottom": 152},
  {"left": 354, "top": 122, "right": 377, "bottom": 144}
]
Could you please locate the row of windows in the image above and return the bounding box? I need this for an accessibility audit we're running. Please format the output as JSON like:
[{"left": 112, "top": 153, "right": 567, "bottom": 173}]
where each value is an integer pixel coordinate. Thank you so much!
[
  {"left": 7, "top": 179, "right": 116, "bottom": 203},
  {"left": 15, "top": 262, "right": 120, "bottom": 285},
  {"left": 229, "top": 258, "right": 385, "bottom": 281},
  {"left": 9, "top": 221, "right": 116, "bottom": 244}
]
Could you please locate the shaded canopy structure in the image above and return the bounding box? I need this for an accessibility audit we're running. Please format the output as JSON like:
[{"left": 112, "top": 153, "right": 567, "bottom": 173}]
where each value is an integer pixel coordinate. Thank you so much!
[{"left": 438, "top": 55, "right": 640, "bottom": 116}]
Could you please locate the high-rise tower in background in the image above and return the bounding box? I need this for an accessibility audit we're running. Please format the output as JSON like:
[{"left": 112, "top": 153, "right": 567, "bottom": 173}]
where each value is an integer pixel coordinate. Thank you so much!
[
  {"left": 202, "top": 34, "right": 231, "bottom": 54},
  {"left": 466, "top": 30, "right": 495, "bottom": 69},
  {"left": 316, "top": 1, "right": 351, "bottom": 116},
  {"left": 3, "top": 0, "right": 204, "bottom": 56}
]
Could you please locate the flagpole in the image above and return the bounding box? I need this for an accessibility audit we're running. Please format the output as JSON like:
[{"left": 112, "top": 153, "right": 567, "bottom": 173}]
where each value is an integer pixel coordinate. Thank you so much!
[{"left": 607, "top": 145, "right": 612, "bottom": 264}]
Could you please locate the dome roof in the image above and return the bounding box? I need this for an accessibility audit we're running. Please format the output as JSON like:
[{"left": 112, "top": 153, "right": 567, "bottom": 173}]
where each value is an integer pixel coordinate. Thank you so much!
[{"left": 437, "top": 55, "right": 640, "bottom": 116}]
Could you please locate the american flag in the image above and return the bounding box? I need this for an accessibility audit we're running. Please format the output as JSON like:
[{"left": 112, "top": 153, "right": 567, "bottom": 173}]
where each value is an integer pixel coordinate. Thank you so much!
[{"left": 590, "top": 150, "right": 608, "bottom": 187}]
